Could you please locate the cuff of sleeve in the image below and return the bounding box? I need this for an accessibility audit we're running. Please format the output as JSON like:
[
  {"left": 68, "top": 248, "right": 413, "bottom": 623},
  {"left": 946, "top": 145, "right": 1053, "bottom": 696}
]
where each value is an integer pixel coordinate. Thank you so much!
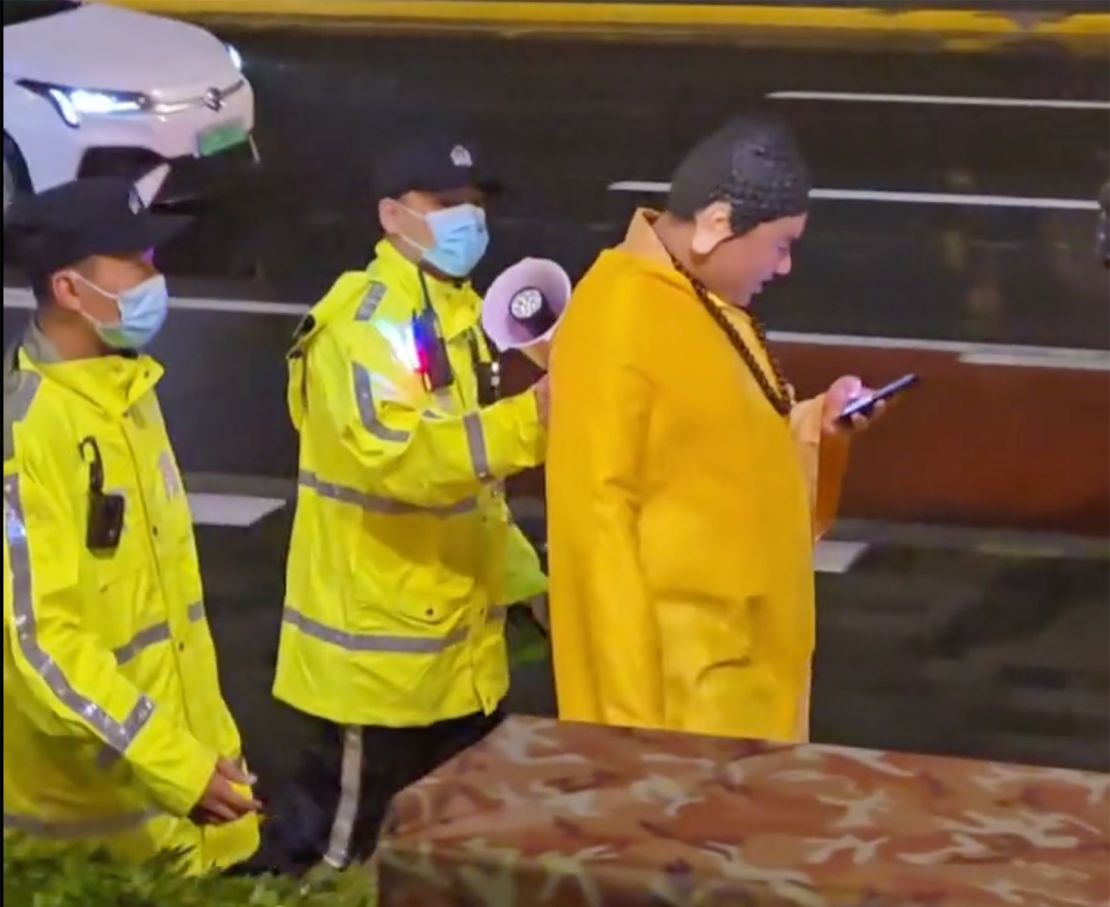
[
  {"left": 480, "top": 388, "right": 547, "bottom": 477},
  {"left": 790, "top": 394, "right": 826, "bottom": 447},
  {"left": 501, "top": 525, "right": 548, "bottom": 605},
  {"left": 128, "top": 715, "right": 217, "bottom": 817}
]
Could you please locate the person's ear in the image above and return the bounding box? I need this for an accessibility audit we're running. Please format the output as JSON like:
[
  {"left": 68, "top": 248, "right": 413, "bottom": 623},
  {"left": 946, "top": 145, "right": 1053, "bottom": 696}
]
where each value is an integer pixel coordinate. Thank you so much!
[
  {"left": 50, "top": 270, "right": 85, "bottom": 314},
  {"left": 691, "top": 201, "right": 734, "bottom": 256},
  {"left": 379, "top": 198, "right": 402, "bottom": 235}
]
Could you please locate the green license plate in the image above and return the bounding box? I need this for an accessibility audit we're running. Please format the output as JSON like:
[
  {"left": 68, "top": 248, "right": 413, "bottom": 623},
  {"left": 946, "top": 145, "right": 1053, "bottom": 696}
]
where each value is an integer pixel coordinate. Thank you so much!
[{"left": 197, "top": 122, "right": 248, "bottom": 157}]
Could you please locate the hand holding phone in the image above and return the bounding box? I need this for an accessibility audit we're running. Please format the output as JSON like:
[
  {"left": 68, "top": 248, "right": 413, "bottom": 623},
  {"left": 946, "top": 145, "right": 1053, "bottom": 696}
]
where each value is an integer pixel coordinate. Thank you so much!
[{"left": 838, "top": 373, "right": 919, "bottom": 425}]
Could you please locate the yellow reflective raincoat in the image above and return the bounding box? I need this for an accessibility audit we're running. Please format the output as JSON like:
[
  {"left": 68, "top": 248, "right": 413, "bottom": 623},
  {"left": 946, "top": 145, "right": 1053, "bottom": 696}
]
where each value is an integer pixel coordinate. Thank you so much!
[
  {"left": 275, "top": 240, "right": 547, "bottom": 727},
  {"left": 547, "top": 211, "right": 849, "bottom": 743},
  {"left": 2, "top": 324, "right": 259, "bottom": 872}
]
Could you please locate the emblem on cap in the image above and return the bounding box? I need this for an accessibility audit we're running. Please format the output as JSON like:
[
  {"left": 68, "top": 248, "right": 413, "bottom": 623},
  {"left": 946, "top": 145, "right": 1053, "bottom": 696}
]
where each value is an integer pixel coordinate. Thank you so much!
[
  {"left": 450, "top": 145, "right": 473, "bottom": 169},
  {"left": 204, "top": 88, "right": 224, "bottom": 112}
]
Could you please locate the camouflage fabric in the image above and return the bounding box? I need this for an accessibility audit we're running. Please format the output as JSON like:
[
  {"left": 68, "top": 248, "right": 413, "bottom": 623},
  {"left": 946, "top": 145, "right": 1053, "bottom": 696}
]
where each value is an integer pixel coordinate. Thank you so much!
[{"left": 377, "top": 716, "right": 1109, "bottom": 906}]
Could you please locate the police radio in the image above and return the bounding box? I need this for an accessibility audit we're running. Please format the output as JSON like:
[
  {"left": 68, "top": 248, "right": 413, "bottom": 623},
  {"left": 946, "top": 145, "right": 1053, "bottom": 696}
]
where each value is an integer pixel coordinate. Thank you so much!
[
  {"left": 412, "top": 268, "right": 510, "bottom": 404},
  {"left": 411, "top": 303, "right": 454, "bottom": 392},
  {"left": 468, "top": 330, "right": 500, "bottom": 407},
  {"left": 79, "top": 437, "right": 125, "bottom": 553}
]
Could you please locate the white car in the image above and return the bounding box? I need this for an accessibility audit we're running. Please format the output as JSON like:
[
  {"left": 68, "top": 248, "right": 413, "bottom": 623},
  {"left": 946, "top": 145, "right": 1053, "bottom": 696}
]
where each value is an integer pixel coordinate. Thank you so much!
[{"left": 3, "top": 0, "right": 257, "bottom": 216}]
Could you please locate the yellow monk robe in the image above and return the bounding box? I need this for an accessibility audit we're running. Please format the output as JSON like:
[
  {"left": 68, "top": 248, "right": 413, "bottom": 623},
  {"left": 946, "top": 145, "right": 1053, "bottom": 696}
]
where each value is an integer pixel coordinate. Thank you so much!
[{"left": 547, "top": 210, "right": 849, "bottom": 743}]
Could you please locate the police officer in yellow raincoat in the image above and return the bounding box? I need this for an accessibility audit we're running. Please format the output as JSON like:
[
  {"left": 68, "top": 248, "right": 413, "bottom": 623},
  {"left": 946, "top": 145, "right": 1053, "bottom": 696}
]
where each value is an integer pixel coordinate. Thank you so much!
[
  {"left": 547, "top": 118, "right": 883, "bottom": 745},
  {"left": 2, "top": 179, "right": 260, "bottom": 872},
  {"left": 272, "top": 127, "right": 548, "bottom": 869}
]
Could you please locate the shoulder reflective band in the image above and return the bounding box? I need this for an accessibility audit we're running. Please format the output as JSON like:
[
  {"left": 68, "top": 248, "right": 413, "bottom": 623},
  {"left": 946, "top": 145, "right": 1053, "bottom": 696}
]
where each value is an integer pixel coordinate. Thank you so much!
[
  {"left": 4, "top": 474, "right": 155, "bottom": 755},
  {"left": 355, "top": 282, "right": 387, "bottom": 322},
  {"left": 3, "top": 367, "right": 42, "bottom": 462}
]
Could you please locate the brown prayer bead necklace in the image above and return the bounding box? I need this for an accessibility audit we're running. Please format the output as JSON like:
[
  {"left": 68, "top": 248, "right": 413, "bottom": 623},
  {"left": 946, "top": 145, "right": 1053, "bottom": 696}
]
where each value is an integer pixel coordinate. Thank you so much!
[{"left": 667, "top": 254, "right": 794, "bottom": 417}]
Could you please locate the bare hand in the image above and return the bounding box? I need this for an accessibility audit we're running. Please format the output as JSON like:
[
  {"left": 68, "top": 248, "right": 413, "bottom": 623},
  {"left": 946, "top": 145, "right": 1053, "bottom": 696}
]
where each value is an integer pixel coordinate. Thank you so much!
[
  {"left": 822, "top": 375, "right": 885, "bottom": 436},
  {"left": 532, "top": 375, "right": 550, "bottom": 427},
  {"left": 191, "top": 757, "right": 261, "bottom": 825}
]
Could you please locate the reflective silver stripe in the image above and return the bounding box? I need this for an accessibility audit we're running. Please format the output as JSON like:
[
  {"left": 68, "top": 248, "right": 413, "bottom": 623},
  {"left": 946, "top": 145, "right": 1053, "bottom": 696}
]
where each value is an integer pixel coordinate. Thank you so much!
[
  {"left": 283, "top": 606, "right": 469, "bottom": 654},
  {"left": 120, "top": 697, "right": 155, "bottom": 744},
  {"left": 3, "top": 475, "right": 155, "bottom": 756},
  {"left": 6, "top": 370, "right": 41, "bottom": 422},
  {"left": 324, "top": 726, "right": 364, "bottom": 869},
  {"left": 113, "top": 602, "right": 207, "bottom": 666},
  {"left": 353, "top": 362, "right": 410, "bottom": 443},
  {"left": 113, "top": 624, "right": 170, "bottom": 667},
  {"left": 298, "top": 470, "right": 477, "bottom": 518},
  {"left": 463, "top": 412, "right": 492, "bottom": 480},
  {"left": 3, "top": 369, "right": 42, "bottom": 462},
  {"left": 3, "top": 807, "right": 161, "bottom": 840},
  {"left": 354, "top": 282, "right": 386, "bottom": 322}
]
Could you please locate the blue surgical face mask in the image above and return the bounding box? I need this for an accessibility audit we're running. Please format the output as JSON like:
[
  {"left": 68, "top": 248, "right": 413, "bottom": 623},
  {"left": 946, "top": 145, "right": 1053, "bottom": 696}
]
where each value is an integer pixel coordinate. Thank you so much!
[
  {"left": 73, "top": 272, "right": 169, "bottom": 350},
  {"left": 400, "top": 203, "right": 490, "bottom": 278}
]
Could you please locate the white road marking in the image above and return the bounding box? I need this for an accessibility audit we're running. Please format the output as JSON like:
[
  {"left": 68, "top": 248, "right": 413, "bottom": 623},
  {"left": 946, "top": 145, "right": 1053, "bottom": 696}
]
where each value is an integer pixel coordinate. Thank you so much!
[
  {"left": 810, "top": 189, "right": 1100, "bottom": 211},
  {"left": 957, "top": 350, "right": 1110, "bottom": 371},
  {"left": 166, "top": 296, "right": 310, "bottom": 317},
  {"left": 187, "top": 493, "right": 285, "bottom": 528},
  {"left": 766, "top": 90, "right": 1110, "bottom": 111},
  {"left": 6, "top": 287, "right": 1107, "bottom": 371},
  {"left": 607, "top": 181, "right": 1100, "bottom": 212},
  {"left": 831, "top": 518, "right": 1110, "bottom": 561},
  {"left": 765, "top": 331, "right": 1110, "bottom": 371},
  {"left": 1, "top": 287, "right": 308, "bottom": 317},
  {"left": 5, "top": 288, "right": 39, "bottom": 311},
  {"left": 815, "top": 540, "right": 869, "bottom": 574}
]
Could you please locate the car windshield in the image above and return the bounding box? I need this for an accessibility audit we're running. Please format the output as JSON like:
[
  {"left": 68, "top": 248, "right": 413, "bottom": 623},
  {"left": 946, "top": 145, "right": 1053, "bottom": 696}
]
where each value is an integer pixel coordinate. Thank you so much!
[{"left": 2, "top": 1, "right": 81, "bottom": 28}]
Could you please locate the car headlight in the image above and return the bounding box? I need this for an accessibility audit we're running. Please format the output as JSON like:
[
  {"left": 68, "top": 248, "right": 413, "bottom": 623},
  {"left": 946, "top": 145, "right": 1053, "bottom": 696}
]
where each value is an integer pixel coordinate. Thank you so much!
[
  {"left": 17, "top": 80, "right": 149, "bottom": 128},
  {"left": 226, "top": 43, "right": 243, "bottom": 72}
]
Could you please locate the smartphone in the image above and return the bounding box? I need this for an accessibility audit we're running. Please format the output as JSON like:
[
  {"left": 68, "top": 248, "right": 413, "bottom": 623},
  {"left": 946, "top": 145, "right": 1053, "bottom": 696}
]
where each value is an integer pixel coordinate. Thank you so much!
[{"left": 838, "top": 373, "right": 919, "bottom": 423}]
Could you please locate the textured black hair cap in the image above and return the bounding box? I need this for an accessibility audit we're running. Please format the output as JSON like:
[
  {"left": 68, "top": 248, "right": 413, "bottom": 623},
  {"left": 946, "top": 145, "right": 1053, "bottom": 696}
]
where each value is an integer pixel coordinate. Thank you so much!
[{"left": 667, "top": 116, "right": 811, "bottom": 234}]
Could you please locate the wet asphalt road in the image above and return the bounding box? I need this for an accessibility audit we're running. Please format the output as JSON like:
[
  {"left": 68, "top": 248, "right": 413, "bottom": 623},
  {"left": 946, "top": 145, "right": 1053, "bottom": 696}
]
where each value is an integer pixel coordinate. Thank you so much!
[{"left": 151, "top": 24, "right": 1108, "bottom": 346}]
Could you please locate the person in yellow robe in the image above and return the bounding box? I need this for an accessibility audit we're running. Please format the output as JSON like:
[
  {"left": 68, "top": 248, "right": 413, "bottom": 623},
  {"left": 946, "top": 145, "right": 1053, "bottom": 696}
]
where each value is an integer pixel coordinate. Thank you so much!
[{"left": 547, "top": 117, "right": 883, "bottom": 743}]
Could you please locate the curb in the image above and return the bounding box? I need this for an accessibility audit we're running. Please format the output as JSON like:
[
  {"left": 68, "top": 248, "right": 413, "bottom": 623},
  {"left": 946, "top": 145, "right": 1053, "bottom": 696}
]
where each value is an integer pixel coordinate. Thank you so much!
[{"left": 105, "top": 1, "right": 1110, "bottom": 38}]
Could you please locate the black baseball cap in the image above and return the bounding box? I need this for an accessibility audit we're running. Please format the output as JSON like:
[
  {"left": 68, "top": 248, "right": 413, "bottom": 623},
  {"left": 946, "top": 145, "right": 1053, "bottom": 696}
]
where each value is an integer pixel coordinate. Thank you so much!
[
  {"left": 374, "top": 126, "right": 502, "bottom": 199},
  {"left": 5, "top": 177, "right": 190, "bottom": 275}
]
